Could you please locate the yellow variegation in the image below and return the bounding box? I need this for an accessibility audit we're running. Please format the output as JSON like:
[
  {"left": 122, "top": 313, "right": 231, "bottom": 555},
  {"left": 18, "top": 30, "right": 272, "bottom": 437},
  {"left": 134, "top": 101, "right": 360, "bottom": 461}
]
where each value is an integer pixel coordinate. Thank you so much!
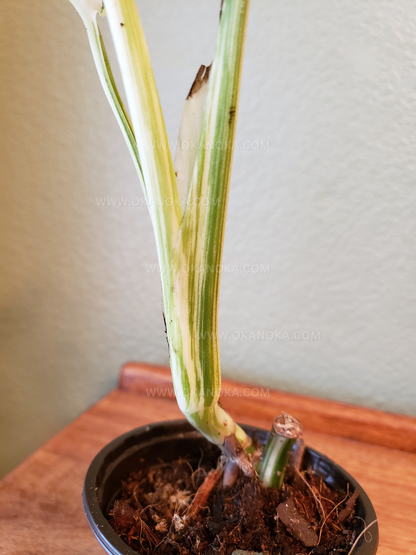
[{"left": 68, "top": 0, "right": 252, "bottom": 458}]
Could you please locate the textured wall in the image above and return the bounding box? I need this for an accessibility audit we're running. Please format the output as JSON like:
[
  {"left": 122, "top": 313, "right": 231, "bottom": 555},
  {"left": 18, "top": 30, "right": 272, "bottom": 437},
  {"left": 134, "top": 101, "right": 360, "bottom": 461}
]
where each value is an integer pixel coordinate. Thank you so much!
[{"left": 1, "top": 0, "right": 415, "bottom": 477}]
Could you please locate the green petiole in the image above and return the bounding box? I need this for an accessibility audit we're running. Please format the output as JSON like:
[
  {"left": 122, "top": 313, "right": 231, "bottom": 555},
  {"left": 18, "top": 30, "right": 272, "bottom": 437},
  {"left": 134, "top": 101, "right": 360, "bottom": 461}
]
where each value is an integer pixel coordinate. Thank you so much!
[{"left": 259, "top": 413, "right": 303, "bottom": 489}]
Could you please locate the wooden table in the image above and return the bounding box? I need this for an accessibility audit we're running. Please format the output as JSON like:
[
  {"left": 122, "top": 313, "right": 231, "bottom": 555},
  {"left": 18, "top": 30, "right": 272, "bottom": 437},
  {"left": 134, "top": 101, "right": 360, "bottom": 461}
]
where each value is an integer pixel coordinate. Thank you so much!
[{"left": 1, "top": 362, "right": 416, "bottom": 555}]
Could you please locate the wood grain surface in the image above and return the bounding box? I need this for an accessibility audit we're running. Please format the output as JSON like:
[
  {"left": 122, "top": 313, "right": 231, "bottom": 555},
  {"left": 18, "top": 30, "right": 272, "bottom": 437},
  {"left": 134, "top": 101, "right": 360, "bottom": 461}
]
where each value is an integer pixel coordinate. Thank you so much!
[
  {"left": 120, "top": 361, "right": 416, "bottom": 454},
  {"left": 1, "top": 362, "right": 415, "bottom": 555}
]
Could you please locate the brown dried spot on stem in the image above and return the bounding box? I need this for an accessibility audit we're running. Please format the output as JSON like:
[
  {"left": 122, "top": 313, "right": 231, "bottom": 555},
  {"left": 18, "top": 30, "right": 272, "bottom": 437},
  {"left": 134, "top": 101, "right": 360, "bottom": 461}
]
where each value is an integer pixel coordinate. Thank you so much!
[
  {"left": 223, "top": 434, "right": 254, "bottom": 477},
  {"left": 186, "top": 64, "right": 212, "bottom": 99}
]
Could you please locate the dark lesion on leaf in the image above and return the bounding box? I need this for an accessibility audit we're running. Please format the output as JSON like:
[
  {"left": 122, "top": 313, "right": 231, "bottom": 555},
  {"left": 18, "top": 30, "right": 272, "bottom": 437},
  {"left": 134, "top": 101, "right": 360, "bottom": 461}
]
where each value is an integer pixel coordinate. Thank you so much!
[
  {"left": 120, "top": 22, "right": 124, "bottom": 27},
  {"left": 228, "top": 106, "right": 236, "bottom": 125},
  {"left": 219, "top": 0, "right": 224, "bottom": 21},
  {"left": 162, "top": 312, "right": 170, "bottom": 354},
  {"left": 186, "top": 64, "right": 212, "bottom": 99}
]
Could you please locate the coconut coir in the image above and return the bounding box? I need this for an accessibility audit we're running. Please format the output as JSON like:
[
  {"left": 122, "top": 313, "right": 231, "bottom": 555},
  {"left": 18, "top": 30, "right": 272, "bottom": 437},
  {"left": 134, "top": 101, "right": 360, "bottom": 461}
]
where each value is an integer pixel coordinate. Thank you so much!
[{"left": 108, "top": 448, "right": 364, "bottom": 555}]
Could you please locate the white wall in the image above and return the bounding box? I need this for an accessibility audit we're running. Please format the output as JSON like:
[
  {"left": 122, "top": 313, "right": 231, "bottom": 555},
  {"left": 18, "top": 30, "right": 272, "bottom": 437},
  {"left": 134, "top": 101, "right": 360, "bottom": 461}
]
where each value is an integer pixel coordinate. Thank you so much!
[{"left": 1, "top": 0, "right": 415, "bottom": 477}]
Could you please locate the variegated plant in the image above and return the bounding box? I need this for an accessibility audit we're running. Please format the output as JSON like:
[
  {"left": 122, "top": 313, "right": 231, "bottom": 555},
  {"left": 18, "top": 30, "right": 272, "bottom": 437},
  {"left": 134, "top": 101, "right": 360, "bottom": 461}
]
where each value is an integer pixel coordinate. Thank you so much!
[{"left": 69, "top": 0, "right": 300, "bottom": 481}]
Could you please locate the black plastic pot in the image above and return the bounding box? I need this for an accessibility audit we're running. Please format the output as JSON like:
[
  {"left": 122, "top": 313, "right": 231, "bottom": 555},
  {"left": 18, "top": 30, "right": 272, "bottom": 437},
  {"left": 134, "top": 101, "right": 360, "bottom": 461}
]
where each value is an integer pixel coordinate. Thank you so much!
[{"left": 83, "top": 420, "right": 378, "bottom": 555}]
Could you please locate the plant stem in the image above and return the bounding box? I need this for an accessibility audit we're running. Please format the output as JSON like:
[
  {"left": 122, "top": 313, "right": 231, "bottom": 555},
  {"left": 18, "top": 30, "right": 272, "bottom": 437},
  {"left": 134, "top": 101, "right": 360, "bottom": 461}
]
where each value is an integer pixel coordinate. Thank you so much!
[
  {"left": 259, "top": 413, "right": 302, "bottom": 489},
  {"left": 69, "top": 0, "right": 253, "bottom": 453},
  {"left": 169, "top": 0, "right": 252, "bottom": 449}
]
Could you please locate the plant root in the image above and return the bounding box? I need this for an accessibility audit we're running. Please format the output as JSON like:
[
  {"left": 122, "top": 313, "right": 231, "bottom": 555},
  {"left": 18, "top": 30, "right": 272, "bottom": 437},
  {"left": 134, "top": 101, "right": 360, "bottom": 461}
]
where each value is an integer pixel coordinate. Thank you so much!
[
  {"left": 294, "top": 468, "right": 326, "bottom": 520},
  {"left": 187, "top": 467, "right": 222, "bottom": 517},
  {"left": 317, "top": 487, "right": 349, "bottom": 544},
  {"left": 339, "top": 488, "right": 360, "bottom": 524},
  {"left": 346, "top": 519, "right": 378, "bottom": 555}
]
